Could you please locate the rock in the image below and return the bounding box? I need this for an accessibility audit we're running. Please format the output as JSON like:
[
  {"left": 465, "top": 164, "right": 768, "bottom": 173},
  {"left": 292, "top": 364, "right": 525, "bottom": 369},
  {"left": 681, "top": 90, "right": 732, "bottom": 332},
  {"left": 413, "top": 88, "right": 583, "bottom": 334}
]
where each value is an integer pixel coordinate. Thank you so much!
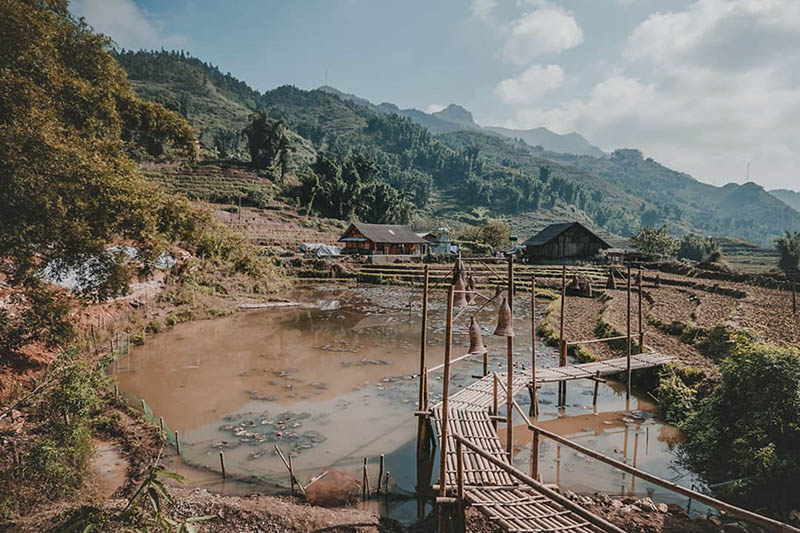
[
  {"left": 565, "top": 490, "right": 578, "bottom": 501},
  {"left": 597, "top": 493, "right": 613, "bottom": 506},
  {"left": 708, "top": 515, "right": 723, "bottom": 527},
  {"left": 656, "top": 503, "right": 669, "bottom": 513},
  {"left": 635, "top": 497, "right": 658, "bottom": 513},
  {"left": 611, "top": 499, "right": 624, "bottom": 509}
]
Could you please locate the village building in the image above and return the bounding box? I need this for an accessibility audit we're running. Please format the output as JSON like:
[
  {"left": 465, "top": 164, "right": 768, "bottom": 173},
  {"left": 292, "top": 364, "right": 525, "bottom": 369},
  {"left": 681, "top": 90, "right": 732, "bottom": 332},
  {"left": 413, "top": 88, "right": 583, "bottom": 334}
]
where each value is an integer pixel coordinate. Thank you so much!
[
  {"left": 523, "top": 222, "right": 610, "bottom": 263},
  {"left": 338, "top": 221, "right": 426, "bottom": 255}
]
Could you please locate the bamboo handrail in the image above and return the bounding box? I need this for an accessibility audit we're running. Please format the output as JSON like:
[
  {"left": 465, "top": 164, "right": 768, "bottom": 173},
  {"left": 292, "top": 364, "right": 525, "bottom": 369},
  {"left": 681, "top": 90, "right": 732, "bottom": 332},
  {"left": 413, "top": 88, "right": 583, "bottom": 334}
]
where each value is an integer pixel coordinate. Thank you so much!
[
  {"left": 498, "top": 382, "right": 800, "bottom": 533},
  {"left": 450, "top": 434, "right": 626, "bottom": 533},
  {"left": 565, "top": 335, "right": 629, "bottom": 347}
]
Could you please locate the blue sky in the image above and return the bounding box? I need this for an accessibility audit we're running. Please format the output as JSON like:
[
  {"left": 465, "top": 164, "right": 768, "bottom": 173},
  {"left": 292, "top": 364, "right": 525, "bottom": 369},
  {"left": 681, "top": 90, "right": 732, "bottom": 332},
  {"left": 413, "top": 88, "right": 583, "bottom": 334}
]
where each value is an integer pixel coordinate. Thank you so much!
[{"left": 72, "top": 0, "right": 800, "bottom": 191}]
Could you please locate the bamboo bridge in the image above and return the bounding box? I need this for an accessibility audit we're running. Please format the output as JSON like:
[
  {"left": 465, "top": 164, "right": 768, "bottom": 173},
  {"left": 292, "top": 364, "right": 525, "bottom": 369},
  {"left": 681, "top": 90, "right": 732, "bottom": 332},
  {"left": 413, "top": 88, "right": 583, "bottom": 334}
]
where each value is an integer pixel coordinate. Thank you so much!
[{"left": 413, "top": 258, "right": 799, "bottom": 533}]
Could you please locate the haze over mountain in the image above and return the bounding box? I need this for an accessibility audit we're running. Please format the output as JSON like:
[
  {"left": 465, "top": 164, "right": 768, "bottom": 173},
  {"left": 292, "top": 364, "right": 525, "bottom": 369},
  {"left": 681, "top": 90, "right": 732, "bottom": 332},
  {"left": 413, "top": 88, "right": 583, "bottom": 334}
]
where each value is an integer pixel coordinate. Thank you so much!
[
  {"left": 770, "top": 189, "right": 800, "bottom": 213},
  {"left": 319, "top": 86, "right": 604, "bottom": 157},
  {"left": 115, "top": 50, "right": 800, "bottom": 246}
]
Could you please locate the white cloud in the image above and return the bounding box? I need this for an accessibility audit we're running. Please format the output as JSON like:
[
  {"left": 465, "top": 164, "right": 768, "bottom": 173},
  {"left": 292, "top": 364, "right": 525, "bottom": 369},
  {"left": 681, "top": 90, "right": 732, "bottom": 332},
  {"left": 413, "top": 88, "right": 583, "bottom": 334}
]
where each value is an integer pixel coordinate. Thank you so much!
[
  {"left": 425, "top": 104, "right": 447, "bottom": 114},
  {"left": 470, "top": 0, "right": 497, "bottom": 19},
  {"left": 494, "top": 64, "right": 565, "bottom": 105},
  {"left": 495, "top": 0, "right": 800, "bottom": 188},
  {"left": 502, "top": 6, "right": 583, "bottom": 65},
  {"left": 71, "top": 0, "right": 185, "bottom": 50}
]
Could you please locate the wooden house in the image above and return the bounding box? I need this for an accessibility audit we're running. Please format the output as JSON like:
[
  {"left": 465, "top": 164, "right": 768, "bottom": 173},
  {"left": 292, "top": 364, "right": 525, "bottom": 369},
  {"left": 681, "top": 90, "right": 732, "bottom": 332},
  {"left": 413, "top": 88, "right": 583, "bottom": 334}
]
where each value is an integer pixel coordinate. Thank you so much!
[
  {"left": 338, "top": 222, "right": 425, "bottom": 255},
  {"left": 523, "top": 222, "right": 610, "bottom": 263}
]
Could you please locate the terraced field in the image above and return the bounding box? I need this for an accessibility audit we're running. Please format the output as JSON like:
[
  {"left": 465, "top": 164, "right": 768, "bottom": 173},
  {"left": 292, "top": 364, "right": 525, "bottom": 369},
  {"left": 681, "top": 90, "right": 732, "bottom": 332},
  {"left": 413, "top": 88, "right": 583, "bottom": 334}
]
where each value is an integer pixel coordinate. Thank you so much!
[{"left": 143, "top": 163, "right": 278, "bottom": 206}]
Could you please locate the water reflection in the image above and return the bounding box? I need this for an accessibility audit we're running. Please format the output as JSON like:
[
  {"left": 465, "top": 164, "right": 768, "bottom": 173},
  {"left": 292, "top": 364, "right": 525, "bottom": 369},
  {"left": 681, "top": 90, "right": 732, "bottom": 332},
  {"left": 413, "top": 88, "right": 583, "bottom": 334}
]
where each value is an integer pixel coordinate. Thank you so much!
[{"left": 113, "top": 285, "right": 703, "bottom": 523}]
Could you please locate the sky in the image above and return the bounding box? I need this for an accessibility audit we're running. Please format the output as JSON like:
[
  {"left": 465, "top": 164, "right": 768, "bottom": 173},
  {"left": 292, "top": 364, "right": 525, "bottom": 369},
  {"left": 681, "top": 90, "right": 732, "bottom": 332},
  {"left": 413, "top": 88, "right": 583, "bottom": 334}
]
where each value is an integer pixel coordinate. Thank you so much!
[{"left": 71, "top": 0, "right": 800, "bottom": 191}]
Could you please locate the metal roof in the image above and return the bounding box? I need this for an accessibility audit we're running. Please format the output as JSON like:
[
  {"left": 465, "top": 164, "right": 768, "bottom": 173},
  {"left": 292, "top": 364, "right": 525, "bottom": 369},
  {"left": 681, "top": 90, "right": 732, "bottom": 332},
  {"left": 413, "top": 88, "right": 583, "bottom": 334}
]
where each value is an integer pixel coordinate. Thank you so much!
[
  {"left": 339, "top": 222, "right": 426, "bottom": 244},
  {"left": 523, "top": 222, "right": 610, "bottom": 248}
]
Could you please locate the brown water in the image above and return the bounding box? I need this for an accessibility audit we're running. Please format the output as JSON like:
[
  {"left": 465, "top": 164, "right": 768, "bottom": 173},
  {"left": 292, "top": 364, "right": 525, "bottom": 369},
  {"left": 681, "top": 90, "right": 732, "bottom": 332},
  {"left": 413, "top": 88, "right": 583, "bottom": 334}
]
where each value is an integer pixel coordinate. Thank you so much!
[{"left": 113, "top": 285, "right": 706, "bottom": 522}]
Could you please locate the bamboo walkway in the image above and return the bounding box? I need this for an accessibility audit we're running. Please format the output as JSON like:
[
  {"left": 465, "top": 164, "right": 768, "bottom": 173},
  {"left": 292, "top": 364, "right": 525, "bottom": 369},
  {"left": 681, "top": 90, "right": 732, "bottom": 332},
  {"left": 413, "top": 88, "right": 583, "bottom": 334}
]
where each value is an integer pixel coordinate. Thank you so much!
[{"left": 428, "top": 352, "right": 673, "bottom": 533}]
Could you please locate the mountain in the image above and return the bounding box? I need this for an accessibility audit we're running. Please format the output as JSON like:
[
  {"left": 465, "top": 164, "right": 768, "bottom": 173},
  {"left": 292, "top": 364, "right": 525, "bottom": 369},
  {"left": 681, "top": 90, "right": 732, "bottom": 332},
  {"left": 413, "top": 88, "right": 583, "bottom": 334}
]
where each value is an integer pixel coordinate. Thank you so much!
[
  {"left": 117, "top": 50, "right": 800, "bottom": 245},
  {"left": 431, "top": 104, "right": 480, "bottom": 130},
  {"left": 485, "top": 126, "right": 605, "bottom": 158},
  {"left": 770, "top": 189, "right": 800, "bottom": 212}
]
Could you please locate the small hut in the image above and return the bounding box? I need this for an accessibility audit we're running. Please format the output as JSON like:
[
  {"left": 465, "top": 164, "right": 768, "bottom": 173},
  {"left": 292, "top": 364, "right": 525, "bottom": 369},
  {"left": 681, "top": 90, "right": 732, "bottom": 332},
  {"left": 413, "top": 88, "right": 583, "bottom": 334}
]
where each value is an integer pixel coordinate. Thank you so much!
[
  {"left": 338, "top": 222, "right": 425, "bottom": 255},
  {"left": 523, "top": 222, "right": 610, "bottom": 263}
]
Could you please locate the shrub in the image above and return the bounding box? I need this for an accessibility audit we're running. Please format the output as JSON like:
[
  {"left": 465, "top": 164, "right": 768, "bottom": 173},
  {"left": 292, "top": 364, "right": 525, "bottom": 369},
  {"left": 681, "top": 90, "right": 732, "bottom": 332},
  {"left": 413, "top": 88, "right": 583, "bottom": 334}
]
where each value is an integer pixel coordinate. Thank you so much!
[
  {"left": 678, "top": 234, "right": 720, "bottom": 262},
  {"left": 775, "top": 230, "right": 800, "bottom": 272},
  {"left": 630, "top": 225, "right": 679, "bottom": 257},
  {"left": 681, "top": 338, "right": 800, "bottom": 514}
]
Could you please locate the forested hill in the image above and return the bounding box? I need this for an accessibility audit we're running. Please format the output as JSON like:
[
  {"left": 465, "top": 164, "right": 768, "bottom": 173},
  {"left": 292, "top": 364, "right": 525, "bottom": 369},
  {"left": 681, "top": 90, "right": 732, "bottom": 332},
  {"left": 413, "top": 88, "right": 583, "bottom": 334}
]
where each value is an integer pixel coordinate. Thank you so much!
[{"left": 117, "top": 50, "right": 800, "bottom": 245}]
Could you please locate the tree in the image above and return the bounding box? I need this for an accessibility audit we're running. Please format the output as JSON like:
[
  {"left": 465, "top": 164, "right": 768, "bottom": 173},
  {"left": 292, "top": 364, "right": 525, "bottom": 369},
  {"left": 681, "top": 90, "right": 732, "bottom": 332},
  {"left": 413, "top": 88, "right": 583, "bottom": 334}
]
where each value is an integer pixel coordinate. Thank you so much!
[
  {"left": 459, "top": 221, "right": 511, "bottom": 250},
  {"left": 678, "top": 234, "right": 720, "bottom": 262},
  {"left": 681, "top": 337, "right": 800, "bottom": 513},
  {"left": 629, "top": 226, "right": 679, "bottom": 256},
  {"left": 242, "top": 110, "right": 289, "bottom": 170},
  {"left": 775, "top": 231, "right": 800, "bottom": 271},
  {"left": 0, "top": 0, "right": 201, "bottom": 355}
]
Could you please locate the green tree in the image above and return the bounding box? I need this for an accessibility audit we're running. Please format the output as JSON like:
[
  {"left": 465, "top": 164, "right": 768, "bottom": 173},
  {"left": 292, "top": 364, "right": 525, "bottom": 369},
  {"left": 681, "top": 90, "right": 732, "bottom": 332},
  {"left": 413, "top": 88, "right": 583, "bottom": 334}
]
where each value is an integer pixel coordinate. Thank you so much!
[
  {"left": 242, "top": 110, "right": 289, "bottom": 170},
  {"left": 0, "top": 0, "right": 201, "bottom": 355},
  {"left": 775, "top": 231, "right": 800, "bottom": 271},
  {"left": 677, "top": 234, "right": 720, "bottom": 261},
  {"left": 681, "top": 337, "right": 800, "bottom": 514},
  {"left": 629, "top": 226, "right": 679, "bottom": 256},
  {"left": 459, "top": 220, "right": 511, "bottom": 250}
]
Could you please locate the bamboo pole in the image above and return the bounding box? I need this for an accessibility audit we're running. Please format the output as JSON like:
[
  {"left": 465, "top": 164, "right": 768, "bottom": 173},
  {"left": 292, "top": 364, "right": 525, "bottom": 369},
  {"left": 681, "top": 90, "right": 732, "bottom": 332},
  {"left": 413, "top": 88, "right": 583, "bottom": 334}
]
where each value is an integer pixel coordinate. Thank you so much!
[
  {"left": 531, "top": 427, "right": 540, "bottom": 480},
  {"left": 219, "top": 451, "right": 227, "bottom": 480},
  {"left": 289, "top": 454, "right": 295, "bottom": 494},
  {"left": 531, "top": 275, "right": 538, "bottom": 417},
  {"left": 506, "top": 255, "right": 514, "bottom": 457},
  {"left": 377, "top": 454, "right": 385, "bottom": 495},
  {"left": 492, "top": 373, "right": 498, "bottom": 431},
  {"left": 175, "top": 431, "right": 181, "bottom": 456},
  {"left": 438, "top": 286, "right": 455, "bottom": 500},
  {"left": 417, "top": 265, "right": 430, "bottom": 463},
  {"left": 638, "top": 270, "right": 644, "bottom": 353},
  {"left": 456, "top": 439, "right": 465, "bottom": 532},
  {"left": 274, "top": 445, "right": 305, "bottom": 496},
  {"left": 559, "top": 265, "right": 567, "bottom": 405},
  {"left": 626, "top": 265, "right": 632, "bottom": 400}
]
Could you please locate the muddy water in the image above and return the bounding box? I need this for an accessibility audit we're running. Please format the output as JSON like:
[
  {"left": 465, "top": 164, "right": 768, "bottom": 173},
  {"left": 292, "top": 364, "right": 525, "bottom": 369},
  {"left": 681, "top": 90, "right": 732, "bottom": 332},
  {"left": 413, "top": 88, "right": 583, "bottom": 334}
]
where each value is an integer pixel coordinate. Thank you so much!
[{"left": 113, "top": 285, "right": 705, "bottom": 522}]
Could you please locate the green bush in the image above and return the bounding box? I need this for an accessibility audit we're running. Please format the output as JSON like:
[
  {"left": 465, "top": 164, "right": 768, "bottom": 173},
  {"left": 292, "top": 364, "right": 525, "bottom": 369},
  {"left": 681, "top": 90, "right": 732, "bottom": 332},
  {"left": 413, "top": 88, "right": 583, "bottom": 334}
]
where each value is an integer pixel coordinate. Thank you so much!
[
  {"left": 656, "top": 368, "right": 697, "bottom": 426},
  {"left": 681, "top": 338, "right": 800, "bottom": 514}
]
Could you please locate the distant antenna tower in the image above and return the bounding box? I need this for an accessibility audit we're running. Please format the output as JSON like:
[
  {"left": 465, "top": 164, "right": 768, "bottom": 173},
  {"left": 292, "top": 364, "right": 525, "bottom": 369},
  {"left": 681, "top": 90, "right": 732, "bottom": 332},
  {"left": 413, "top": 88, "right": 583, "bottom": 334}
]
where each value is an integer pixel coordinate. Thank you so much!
[
  {"left": 746, "top": 161, "right": 750, "bottom": 180},
  {"left": 325, "top": 69, "right": 328, "bottom": 87}
]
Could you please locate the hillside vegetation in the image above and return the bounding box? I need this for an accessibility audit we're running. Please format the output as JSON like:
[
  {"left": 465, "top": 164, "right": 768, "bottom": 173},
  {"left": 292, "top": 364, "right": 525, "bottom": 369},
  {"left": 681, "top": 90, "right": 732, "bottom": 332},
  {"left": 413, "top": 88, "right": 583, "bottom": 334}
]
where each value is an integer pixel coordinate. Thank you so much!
[{"left": 118, "top": 50, "right": 800, "bottom": 246}]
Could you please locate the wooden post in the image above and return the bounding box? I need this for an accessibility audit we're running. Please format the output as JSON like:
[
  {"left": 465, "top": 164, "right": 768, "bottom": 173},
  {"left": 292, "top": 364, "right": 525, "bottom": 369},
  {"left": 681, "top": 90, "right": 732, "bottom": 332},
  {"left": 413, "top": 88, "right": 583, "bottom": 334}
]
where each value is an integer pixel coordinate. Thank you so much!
[
  {"left": 417, "top": 266, "right": 430, "bottom": 463},
  {"left": 377, "top": 454, "right": 385, "bottom": 495},
  {"left": 559, "top": 265, "right": 567, "bottom": 406},
  {"left": 482, "top": 349, "right": 488, "bottom": 377},
  {"left": 531, "top": 275, "right": 538, "bottom": 417},
  {"left": 219, "top": 451, "right": 227, "bottom": 479},
  {"left": 438, "top": 286, "right": 455, "bottom": 500},
  {"left": 507, "top": 255, "right": 514, "bottom": 309},
  {"left": 638, "top": 270, "right": 644, "bottom": 353},
  {"left": 175, "top": 431, "right": 181, "bottom": 456},
  {"left": 288, "top": 454, "right": 295, "bottom": 494},
  {"left": 363, "top": 458, "right": 370, "bottom": 498},
  {"left": 506, "top": 335, "right": 514, "bottom": 458},
  {"left": 419, "top": 264, "right": 429, "bottom": 410},
  {"left": 531, "top": 427, "right": 540, "bottom": 480},
  {"left": 492, "top": 373, "right": 499, "bottom": 431},
  {"left": 626, "top": 265, "right": 632, "bottom": 400},
  {"left": 159, "top": 417, "right": 164, "bottom": 433},
  {"left": 593, "top": 371, "right": 600, "bottom": 407},
  {"left": 456, "top": 439, "right": 465, "bottom": 533}
]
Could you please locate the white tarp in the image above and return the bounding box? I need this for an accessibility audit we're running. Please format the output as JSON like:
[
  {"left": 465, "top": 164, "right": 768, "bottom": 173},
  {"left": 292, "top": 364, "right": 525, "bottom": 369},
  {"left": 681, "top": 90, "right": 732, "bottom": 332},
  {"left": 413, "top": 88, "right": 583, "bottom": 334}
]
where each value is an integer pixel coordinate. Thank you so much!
[{"left": 300, "top": 243, "right": 341, "bottom": 257}]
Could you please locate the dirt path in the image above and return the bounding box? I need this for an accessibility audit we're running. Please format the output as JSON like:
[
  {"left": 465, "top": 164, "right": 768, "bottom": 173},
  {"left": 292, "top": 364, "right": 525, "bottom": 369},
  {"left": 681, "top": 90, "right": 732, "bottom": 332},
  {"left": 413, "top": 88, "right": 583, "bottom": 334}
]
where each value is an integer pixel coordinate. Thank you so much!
[{"left": 89, "top": 439, "right": 129, "bottom": 499}]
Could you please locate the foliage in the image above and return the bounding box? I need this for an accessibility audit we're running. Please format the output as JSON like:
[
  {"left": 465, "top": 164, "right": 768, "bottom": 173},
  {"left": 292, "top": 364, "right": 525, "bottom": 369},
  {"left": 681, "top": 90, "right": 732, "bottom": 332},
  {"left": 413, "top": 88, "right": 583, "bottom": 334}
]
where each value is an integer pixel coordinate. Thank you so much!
[
  {"left": 678, "top": 234, "right": 721, "bottom": 261},
  {"left": 680, "top": 337, "right": 800, "bottom": 514},
  {"left": 0, "top": 1, "right": 223, "bottom": 355},
  {"left": 775, "top": 230, "right": 800, "bottom": 271},
  {"left": 459, "top": 220, "right": 511, "bottom": 250},
  {"left": 1, "top": 353, "right": 104, "bottom": 521},
  {"left": 297, "top": 152, "right": 413, "bottom": 224},
  {"left": 655, "top": 368, "right": 697, "bottom": 426},
  {"left": 242, "top": 110, "right": 290, "bottom": 173},
  {"left": 629, "top": 226, "right": 679, "bottom": 256}
]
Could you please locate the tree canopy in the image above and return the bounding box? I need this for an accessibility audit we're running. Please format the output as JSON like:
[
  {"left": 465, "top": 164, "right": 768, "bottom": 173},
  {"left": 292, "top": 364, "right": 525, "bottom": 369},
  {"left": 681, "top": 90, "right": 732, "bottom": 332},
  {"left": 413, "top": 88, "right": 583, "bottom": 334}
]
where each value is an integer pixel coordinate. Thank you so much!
[
  {"left": 629, "top": 226, "right": 679, "bottom": 257},
  {"left": 775, "top": 231, "right": 800, "bottom": 272},
  {"left": 0, "top": 0, "right": 202, "bottom": 355}
]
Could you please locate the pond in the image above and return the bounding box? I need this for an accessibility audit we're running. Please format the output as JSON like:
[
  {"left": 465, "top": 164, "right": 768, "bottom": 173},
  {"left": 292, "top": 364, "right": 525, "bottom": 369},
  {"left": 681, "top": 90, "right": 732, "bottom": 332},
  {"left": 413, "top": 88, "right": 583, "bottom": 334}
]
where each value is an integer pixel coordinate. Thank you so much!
[{"left": 112, "top": 284, "right": 707, "bottom": 523}]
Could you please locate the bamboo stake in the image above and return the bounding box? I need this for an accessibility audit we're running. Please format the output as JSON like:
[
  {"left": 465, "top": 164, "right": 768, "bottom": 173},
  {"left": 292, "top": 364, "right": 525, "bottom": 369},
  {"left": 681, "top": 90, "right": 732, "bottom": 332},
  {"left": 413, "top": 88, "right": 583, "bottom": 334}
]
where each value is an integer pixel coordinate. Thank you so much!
[
  {"left": 593, "top": 370, "right": 600, "bottom": 407},
  {"left": 274, "top": 445, "right": 305, "bottom": 496},
  {"left": 219, "top": 451, "right": 226, "bottom": 479},
  {"left": 531, "top": 427, "right": 540, "bottom": 480},
  {"left": 626, "top": 266, "right": 632, "bottom": 400},
  {"left": 438, "top": 285, "right": 455, "bottom": 502},
  {"left": 377, "top": 454, "right": 385, "bottom": 495},
  {"left": 175, "top": 431, "right": 181, "bottom": 456},
  {"left": 289, "top": 455, "right": 295, "bottom": 494},
  {"left": 531, "top": 275, "right": 538, "bottom": 417},
  {"left": 492, "top": 373, "right": 498, "bottom": 431},
  {"left": 363, "top": 457, "right": 371, "bottom": 497},
  {"left": 638, "top": 270, "right": 644, "bottom": 353},
  {"left": 559, "top": 265, "right": 567, "bottom": 405},
  {"left": 506, "top": 336, "right": 514, "bottom": 458},
  {"left": 456, "top": 439, "right": 465, "bottom": 531}
]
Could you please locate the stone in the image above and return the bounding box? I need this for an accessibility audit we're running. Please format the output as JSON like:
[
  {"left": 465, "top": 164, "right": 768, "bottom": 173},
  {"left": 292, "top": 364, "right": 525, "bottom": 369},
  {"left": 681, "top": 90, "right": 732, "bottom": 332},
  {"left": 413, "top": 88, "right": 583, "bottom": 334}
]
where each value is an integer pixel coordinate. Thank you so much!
[
  {"left": 708, "top": 515, "right": 723, "bottom": 527},
  {"left": 635, "top": 497, "right": 658, "bottom": 513},
  {"left": 656, "top": 503, "right": 669, "bottom": 513}
]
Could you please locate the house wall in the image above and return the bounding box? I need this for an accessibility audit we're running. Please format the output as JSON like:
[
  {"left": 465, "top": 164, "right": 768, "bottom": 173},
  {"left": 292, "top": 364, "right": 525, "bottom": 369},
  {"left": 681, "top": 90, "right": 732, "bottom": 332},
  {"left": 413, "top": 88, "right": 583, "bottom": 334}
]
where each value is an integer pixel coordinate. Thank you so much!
[
  {"left": 525, "top": 225, "right": 606, "bottom": 260},
  {"left": 341, "top": 227, "right": 420, "bottom": 255}
]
